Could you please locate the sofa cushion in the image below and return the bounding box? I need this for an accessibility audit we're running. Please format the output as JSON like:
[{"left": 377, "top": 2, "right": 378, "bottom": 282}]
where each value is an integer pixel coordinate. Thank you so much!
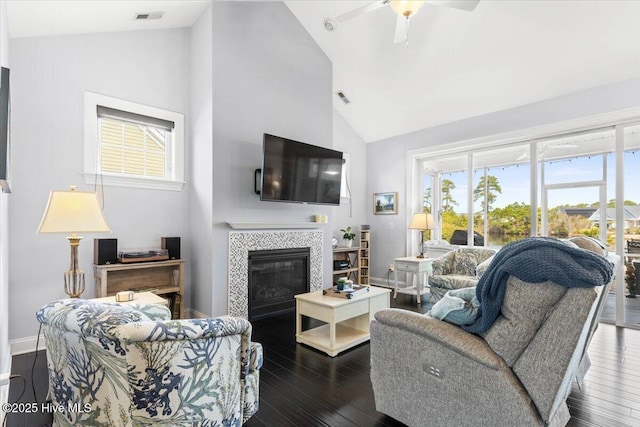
[
  {"left": 482, "top": 276, "right": 567, "bottom": 366},
  {"left": 475, "top": 256, "right": 494, "bottom": 279},
  {"left": 428, "top": 287, "right": 479, "bottom": 326},
  {"left": 567, "top": 236, "right": 608, "bottom": 256},
  {"left": 451, "top": 248, "right": 497, "bottom": 276}
]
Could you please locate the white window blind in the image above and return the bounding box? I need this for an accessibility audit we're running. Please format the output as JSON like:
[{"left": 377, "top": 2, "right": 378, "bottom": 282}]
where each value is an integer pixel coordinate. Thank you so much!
[
  {"left": 97, "top": 107, "right": 172, "bottom": 179},
  {"left": 84, "top": 91, "right": 185, "bottom": 191}
]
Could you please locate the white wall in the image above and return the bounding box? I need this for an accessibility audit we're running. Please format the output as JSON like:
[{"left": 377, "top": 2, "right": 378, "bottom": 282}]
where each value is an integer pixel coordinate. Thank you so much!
[
  {"left": 198, "top": 1, "right": 333, "bottom": 317},
  {"left": 0, "top": 0, "right": 11, "bottom": 408},
  {"left": 8, "top": 29, "right": 191, "bottom": 343},
  {"left": 189, "top": 3, "right": 213, "bottom": 317},
  {"left": 366, "top": 77, "right": 640, "bottom": 281}
]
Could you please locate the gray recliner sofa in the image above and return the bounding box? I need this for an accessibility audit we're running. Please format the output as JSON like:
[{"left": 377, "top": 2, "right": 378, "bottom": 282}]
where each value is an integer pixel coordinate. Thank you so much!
[{"left": 370, "top": 268, "right": 613, "bottom": 427}]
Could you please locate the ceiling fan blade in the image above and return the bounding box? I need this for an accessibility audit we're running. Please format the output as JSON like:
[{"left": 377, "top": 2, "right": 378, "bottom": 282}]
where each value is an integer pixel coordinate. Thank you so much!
[
  {"left": 426, "top": 0, "right": 480, "bottom": 12},
  {"left": 393, "top": 16, "right": 408, "bottom": 44},
  {"left": 335, "top": 0, "right": 390, "bottom": 23}
]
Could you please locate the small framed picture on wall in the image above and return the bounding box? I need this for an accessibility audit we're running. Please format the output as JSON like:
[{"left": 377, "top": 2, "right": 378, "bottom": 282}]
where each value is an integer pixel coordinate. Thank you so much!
[{"left": 373, "top": 192, "right": 398, "bottom": 215}]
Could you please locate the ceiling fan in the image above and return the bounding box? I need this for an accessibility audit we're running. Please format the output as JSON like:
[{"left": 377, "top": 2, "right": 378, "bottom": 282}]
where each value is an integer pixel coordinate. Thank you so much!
[{"left": 324, "top": 0, "right": 480, "bottom": 45}]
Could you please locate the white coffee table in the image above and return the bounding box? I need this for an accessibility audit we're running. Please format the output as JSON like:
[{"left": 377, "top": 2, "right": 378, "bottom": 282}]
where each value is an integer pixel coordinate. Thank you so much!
[{"left": 295, "top": 286, "right": 391, "bottom": 357}]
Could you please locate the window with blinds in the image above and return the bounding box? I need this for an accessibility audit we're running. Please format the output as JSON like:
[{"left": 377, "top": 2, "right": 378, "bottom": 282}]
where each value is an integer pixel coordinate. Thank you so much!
[
  {"left": 97, "top": 106, "right": 173, "bottom": 179},
  {"left": 84, "top": 91, "right": 185, "bottom": 191}
]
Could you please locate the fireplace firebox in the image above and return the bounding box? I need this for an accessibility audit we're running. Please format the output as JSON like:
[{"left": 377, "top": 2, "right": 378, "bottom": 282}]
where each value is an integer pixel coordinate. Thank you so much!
[{"left": 248, "top": 247, "right": 310, "bottom": 320}]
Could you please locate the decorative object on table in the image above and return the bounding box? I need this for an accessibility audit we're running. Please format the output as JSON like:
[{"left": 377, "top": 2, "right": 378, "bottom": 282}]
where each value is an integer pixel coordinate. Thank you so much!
[
  {"left": 38, "top": 185, "right": 111, "bottom": 298},
  {"left": 115, "top": 290, "right": 134, "bottom": 302},
  {"left": 332, "top": 237, "right": 338, "bottom": 249},
  {"left": 322, "top": 283, "right": 370, "bottom": 300},
  {"left": 340, "top": 226, "right": 356, "bottom": 247},
  {"left": 336, "top": 277, "right": 347, "bottom": 290},
  {"left": 373, "top": 192, "right": 398, "bottom": 215},
  {"left": 313, "top": 214, "right": 328, "bottom": 223},
  {"left": 408, "top": 212, "right": 435, "bottom": 258}
]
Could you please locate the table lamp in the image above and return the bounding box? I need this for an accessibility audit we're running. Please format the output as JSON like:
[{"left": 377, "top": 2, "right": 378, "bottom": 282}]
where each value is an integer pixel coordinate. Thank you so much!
[
  {"left": 38, "top": 185, "right": 111, "bottom": 298},
  {"left": 408, "top": 212, "right": 435, "bottom": 258}
]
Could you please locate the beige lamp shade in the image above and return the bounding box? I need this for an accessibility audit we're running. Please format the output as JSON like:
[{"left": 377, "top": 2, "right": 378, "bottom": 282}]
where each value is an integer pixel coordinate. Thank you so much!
[
  {"left": 408, "top": 213, "right": 435, "bottom": 231},
  {"left": 391, "top": 0, "right": 425, "bottom": 18},
  {"left": 38, "top": 188, "right": 111, "bottom": 234}
]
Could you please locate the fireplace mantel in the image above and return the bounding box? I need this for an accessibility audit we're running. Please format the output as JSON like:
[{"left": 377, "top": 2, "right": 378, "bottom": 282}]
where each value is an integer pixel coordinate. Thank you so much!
[{"left": 226, "top": 222, "right": 321, "bottom": 230}]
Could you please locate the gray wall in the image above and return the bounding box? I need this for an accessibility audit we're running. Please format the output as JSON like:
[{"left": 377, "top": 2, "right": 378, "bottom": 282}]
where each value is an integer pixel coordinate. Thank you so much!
[
  {"left": 8, "top": 29, "right": 192, "bottom": 341},
  {"left": 332, "top": 109, "right": 368, "bottom": 242},
  {"left": 202, "top": 0, "right": 333, "bottom": 316},
  {"left": 0, "top": 0, "right": 11, "bottom": 403},
  {"left": 367, "top": 77, "right": 640, "bottom": 280},
  {"left": 189, "top": 3, "right": 213, "bottom": 317}
]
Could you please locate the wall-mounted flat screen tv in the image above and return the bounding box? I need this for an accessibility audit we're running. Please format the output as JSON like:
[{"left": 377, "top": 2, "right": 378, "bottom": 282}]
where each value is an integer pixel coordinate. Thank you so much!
[{"left": 260, "top": 134, "right": 343, "bottom": 205}]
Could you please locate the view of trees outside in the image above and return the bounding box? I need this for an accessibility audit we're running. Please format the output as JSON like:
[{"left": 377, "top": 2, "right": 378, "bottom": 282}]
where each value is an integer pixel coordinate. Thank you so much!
[{"left": 425, "top": 152, "right": 640, "bottom": 248}]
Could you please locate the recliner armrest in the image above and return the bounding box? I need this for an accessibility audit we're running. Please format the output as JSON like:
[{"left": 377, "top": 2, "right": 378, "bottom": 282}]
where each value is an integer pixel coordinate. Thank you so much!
[{"left": 373, "top": 309, "right": 502, "bottom": 369}]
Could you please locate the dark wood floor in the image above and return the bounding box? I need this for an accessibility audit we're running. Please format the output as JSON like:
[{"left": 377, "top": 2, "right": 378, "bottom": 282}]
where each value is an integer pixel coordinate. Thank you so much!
[{"left": 6, "top": 292, "right": 640, "bottom": 427}]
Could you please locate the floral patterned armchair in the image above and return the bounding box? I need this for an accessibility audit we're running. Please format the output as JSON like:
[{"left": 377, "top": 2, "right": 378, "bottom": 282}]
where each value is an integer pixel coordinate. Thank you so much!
[
  {"left": 429, "top": 247, "right": 496, "bottom": 303},
  {"left": 36, "top": 299, "right": 262, "bottom": 427}
]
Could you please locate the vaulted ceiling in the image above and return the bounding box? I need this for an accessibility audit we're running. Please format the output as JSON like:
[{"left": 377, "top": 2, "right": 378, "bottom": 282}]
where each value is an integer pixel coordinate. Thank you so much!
[
  {"left": 5, "top": 1, "right": 640, "bottom": 143},
  {"left": 285, "top": 0, "right": 640, "bottom": 142}
]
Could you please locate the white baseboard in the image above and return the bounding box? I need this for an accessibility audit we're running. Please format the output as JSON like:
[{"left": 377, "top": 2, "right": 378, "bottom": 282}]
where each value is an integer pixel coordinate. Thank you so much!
[
  {"left": 11, "top": 334, "right": 46, "bottom": 356},
  {"left": 189, "top": 308, "right": 210, "bottom": 319},
  {"left": 370, "top": 276, "right": 404, "bottom": 288}
]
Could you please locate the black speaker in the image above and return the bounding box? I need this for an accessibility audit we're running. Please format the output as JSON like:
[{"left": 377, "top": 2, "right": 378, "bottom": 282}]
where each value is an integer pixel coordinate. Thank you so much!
[
  {"left": 94, "top": 238, "right": 118, "bottom": 265},
  {"left": 162, "top": 237, "right": 181, "bottom": 260}
]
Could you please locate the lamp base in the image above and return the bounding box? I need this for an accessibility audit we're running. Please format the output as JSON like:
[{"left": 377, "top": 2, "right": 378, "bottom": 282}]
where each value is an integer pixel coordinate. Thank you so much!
[
  {"left": 64, "top": 269, "right": 85, "bottom": 298},
  {"left": 65, "top": 235, "right": 85, "bottom": 298},
  {"left": 416, "top": 253, "right": 425, "bottom": 259}
]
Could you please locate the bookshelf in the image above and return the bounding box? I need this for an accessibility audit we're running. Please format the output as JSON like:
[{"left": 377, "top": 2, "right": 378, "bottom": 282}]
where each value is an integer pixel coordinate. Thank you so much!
[
  {"left": 359, "top": 229, "right": 370, "bottom": 285},
  {"left": 332, "top": 247, "right": 360, "bottom": 285}
]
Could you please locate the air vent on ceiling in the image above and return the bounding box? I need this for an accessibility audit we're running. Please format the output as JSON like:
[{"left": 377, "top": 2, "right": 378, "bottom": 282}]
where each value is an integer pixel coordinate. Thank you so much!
[
  {"left": 134, "top": 12, "right": 164, "bottom": 20},
  {"left": 336, "top": 91, "right": 350, "bottom": 105}
]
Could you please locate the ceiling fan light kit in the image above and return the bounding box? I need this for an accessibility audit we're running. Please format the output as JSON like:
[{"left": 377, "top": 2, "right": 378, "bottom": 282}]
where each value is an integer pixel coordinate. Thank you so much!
[
  {"left": 391, "top": 0, "right": 425, "bottom": 18},
  {"left": 327, "top": 0, "right": 480, "bottom": 45}
]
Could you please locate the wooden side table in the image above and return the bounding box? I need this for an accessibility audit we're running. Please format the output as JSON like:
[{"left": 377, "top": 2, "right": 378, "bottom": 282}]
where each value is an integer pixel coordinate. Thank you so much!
[{"left": 393, "top": 256, "right": 434, "bottom": 304}]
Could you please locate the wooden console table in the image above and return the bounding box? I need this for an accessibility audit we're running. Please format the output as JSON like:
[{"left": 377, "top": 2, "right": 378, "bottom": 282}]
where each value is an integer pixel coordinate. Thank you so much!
[{"left": 94, "top": 259, "right": 184, "bottom": 318}]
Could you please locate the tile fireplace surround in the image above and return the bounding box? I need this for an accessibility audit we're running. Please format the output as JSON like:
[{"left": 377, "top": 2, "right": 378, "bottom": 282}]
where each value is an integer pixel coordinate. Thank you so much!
[{"left": 228, "top": 230, "right": 324, "bottom": 318}]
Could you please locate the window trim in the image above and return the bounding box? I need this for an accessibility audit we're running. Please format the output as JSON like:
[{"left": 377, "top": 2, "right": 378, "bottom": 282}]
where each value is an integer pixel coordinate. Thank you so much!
[{"left": 83, "top": 91, "right": 185, "bottom": 191}]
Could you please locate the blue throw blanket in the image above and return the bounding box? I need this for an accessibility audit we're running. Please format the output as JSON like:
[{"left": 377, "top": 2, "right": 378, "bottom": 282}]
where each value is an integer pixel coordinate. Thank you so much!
[{"left": 462, "top": 237, "right": 614, "bottom": 334}]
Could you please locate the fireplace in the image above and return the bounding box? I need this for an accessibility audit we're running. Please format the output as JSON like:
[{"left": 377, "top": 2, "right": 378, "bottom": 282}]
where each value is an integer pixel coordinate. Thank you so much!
[
  {"left": 228, "top": 230, "right": 323, "bottom": 319},
  {"left": 248, "top": 248, "right": 310, "bottom": 320}
]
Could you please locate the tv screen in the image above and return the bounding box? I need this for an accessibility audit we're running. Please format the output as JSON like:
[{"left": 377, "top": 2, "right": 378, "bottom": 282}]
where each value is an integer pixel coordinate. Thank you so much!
[{"left": 260, "top": 134, "right": 343, "bottom": 205}]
